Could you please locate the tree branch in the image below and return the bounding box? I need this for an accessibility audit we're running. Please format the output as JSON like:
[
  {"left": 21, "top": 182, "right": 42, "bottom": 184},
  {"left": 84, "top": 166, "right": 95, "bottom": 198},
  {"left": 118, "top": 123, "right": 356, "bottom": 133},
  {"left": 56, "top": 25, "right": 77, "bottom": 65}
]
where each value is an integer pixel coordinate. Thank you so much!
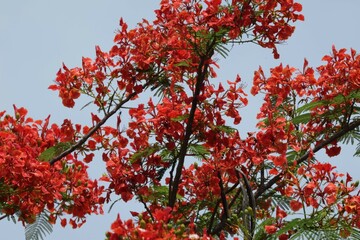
[
  {"left": 168, "top": 58, "right": 209, "bottom": 207},
  {"left": 228, "top": 184, "right": 243, "bottom": 210},
  {"left": 49, "top": 88, "right": 141, "bottom": 165},
  {"left": 218, "top": 171, "right": 229, "bottom": 219},
  {"left": 207, "top": 180, "right": 240, "bottom": 234},
  {"left": 255, "top": 118, "right": 360, "bottom": 199},
  {"left": 207, "top": 201, "right": 220, "bottom": 234},
  {"left": 139, "top": 195, "right": 155, "bottom": 222},
  {"left": 211, "top": 172, "right": 246, "bottom": 236},
  {"left": 237, "top": 169, "right": 256, "bottom": 238}
]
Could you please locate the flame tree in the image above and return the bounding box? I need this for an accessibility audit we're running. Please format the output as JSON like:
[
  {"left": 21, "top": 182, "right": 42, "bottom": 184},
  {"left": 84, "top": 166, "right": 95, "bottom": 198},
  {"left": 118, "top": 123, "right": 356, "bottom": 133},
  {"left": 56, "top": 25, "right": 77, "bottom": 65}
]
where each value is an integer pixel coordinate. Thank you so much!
[{"left": 1, "top": 0, "right": 360, "bottom": 239}]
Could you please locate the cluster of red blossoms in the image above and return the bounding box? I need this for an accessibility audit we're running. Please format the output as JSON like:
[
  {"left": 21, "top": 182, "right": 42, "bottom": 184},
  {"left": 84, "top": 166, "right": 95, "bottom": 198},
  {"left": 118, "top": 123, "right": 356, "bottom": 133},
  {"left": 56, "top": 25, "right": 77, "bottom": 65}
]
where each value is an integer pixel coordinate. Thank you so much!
[
  {"left": 0, "top": 106, "right": 104, "bottom": 228},
  {"left": 2, "top": 0, "right": 360, "bottom": 239}
]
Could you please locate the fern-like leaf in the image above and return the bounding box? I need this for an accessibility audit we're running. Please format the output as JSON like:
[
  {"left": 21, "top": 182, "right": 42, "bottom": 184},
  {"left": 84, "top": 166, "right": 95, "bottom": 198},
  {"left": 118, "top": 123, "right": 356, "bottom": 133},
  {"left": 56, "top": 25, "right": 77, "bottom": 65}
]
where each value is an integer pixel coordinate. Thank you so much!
[
  {"left": 25, "top": 211, "right": 53, "bottom": 240},
  {"left": 271, "top": 194, "right": 290, "bottom": 211}
]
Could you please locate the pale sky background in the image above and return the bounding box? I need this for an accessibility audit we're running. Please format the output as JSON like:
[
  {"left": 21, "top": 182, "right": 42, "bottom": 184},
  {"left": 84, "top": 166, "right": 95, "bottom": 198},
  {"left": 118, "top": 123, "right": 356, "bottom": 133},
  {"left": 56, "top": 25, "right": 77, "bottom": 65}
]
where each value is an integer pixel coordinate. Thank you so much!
[{"left": 1, "top": 1, "right": 360, "bottom": 239}]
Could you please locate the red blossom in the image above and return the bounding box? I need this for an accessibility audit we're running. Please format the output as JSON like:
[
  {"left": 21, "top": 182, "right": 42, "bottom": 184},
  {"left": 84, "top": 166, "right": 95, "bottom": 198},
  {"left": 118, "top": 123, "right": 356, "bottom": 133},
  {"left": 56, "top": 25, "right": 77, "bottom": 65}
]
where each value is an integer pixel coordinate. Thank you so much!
[
  {"left": 325, "top": 145, "right": 341, "bottom": 157},
  {"left": 289, "top": 200, "right": 303, "bottom": 212},
  {"left": 265, "top": 225, "right": 277, "bottom": 234}
]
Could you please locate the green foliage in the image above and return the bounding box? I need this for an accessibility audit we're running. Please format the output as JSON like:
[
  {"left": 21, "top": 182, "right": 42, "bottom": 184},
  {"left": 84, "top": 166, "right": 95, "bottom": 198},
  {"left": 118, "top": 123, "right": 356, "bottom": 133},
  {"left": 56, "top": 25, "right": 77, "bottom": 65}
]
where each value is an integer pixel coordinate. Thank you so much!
[
  {"left": 171, "top": 114, "right": 189, "bottom": 122},
  {"left": 285, "top": 224, "right": 360, "bottom": 240},
  {"left": 38, "top": 142, "right": 73, "bottom": 162},
  {"left": 25, "top": 211, "right": 53, "bottom": 240},
  {"left": 338, "top": 125, "right": 360, "bottom": 157},
  {"left": 129, "top": 144, "right": 161, "bottom": 164},
  {"left": 174, "top": 60, "right": 191, "bottom": 67},
  {"left": 140, "top": 185, "right": 182, "bottom": 205},
  {"left": 271, "top": 194, "right": 291, "bottom": 211},
  {"left": 214, "top": 43, "right": 230, "bottom": 58},
  {"left": 188, "top": 144, "right": 210, "bottom": 160},
  {"left": 108, "top": 198, "right": 122, "bottom": 213},
  {"left": 213, "top": 124, "right": 237, "bottom": 134},
  {"left": 293, "top": 90, "right": 360, "bottom": 126},
  {"left": 260, "top": 208, "right": 360, "bottom": 240},
  {"left": 292, "top": 113, "right": 311, "bottom": 125},
  {"left": 253, "top": 217, "right": 276, "bottom": 240}
]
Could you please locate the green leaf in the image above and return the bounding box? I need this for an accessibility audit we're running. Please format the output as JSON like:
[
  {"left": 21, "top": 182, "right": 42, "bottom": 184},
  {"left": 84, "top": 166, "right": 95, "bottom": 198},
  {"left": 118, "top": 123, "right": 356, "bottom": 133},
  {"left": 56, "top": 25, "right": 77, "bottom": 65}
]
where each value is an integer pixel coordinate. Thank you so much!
[
  {"left": 214, "top": 125, "right": 237, "bottom": 134},
  {"left": 295, "top": 90, "right": 360, "bottom": 118},
  {"left": 296, "top": 100, "right": 326, "bottom": 114},
  {"left": 129, "top": 144, "right": 161, "bottom": 164},
  {"left": 253, "top": 217, "right": 276, "bottom": 240},
  {"left": 274, "top": 218, "right": 304, "bottom": 238},
  {"left": 332, "top": 94, "right": 347, "bottom": 104},
  {"left": 171, "top": 114, "right": 189, "bottom": 122},
  {"left": 38, "top": 142, "right": 73, "bottom": 162},
  {"left": 286, "top": 150, "right": 297, "bottom": 162},
  {"left": 214, "top": 44, "right": 230, "bottom": 58},
  {"left": 349, "top": 90, "right": 360, "bottom": 100},
  {"left": 140, "top": 185, "right": 182, "bottom": 204},
  {"left": 354, "top": 143, "right": 360, "bottom": 157},
  {"left": 292, "top": 113, "right": 311, "bottom": 124},
  {"left": 25, "top": 211, "right": 53, "bottom": 240},
  {"left": 80, "top": 101, "right": 93, "bottom": 111},
  {"left": 174, "top": 60, "right": 190, "bottom": 67},
  {"left": 271, "top": 194, "right": 290, "bottom": 211},
  {"left": 152, "top": 185, "right": 182, "bottom": 200},
  {"left": 188, "top": 144, "right": 210, "bottom": 159},
  {"left": 153, "top": 185, "right": 168, "bottom": 195},
  {"left": 108, "top": 198, "right": 121, "bottom": 213}
]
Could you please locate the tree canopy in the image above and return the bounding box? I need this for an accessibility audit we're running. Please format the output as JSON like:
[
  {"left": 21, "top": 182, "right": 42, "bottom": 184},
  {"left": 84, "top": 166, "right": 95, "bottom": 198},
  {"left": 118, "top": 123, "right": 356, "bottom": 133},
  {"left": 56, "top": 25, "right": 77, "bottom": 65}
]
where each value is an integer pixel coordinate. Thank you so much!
[{"left": 1, "top": 0, "right": 360, "bottom": 239}]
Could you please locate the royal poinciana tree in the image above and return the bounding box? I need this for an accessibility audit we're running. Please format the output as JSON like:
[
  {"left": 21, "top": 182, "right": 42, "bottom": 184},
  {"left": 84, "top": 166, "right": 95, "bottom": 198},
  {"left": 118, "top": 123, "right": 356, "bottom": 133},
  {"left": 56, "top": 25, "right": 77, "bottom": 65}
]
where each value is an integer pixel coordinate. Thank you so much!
[{"left": 1, "top": 0, "right": 360, "bottom": 239}]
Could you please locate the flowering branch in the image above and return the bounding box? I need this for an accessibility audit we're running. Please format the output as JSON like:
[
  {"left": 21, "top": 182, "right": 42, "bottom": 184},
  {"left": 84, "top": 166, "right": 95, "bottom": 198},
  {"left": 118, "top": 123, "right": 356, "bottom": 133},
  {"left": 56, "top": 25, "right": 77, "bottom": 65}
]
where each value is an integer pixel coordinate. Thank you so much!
[
  {"left": 168, "top": 44, "right": 214, "bottom": 206},
  {"left": 49, "top": 88, "right": 142, "bottom": 165},
  {"left": 255, "top": 118, "right": 360, "bottom": 199}
]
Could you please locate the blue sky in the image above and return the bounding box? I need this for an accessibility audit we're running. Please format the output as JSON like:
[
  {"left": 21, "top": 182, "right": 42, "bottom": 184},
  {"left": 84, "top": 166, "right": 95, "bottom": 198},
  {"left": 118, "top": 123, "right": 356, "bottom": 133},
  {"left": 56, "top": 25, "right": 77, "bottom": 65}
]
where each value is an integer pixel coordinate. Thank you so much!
[{"left": 1, "top": 1, "right": 360, "bottom": 239}]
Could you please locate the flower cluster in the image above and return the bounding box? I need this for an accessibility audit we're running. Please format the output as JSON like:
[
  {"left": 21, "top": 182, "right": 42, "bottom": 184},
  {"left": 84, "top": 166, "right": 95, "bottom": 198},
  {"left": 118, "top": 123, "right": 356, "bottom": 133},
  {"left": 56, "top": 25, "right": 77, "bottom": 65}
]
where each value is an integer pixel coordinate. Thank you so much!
[{"left": 0, "top": 106, "right": 104, "bottom": 227}]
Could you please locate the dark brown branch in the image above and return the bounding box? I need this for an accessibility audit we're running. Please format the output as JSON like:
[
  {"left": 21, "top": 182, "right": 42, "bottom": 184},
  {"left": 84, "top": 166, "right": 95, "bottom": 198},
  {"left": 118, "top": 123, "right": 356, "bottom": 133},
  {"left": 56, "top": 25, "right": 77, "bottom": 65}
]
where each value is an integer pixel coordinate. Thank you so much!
[
  {"left": 139, "top": 195, "right": 154, "bottom": 222},
  {"left": 237, "top": 169, "right": 256, "bottom": 238},
  {"left": 217, "top": 171, "right": 229, "bottom": 219},
  {"left": 207, "top": 179, "right": 241, "bottom": 235},
  {"left": 260, "top": 163, "right": 265, "bottom": 188},
  {"left": 210, "top": 209, "right": 228, "bottom": 236},
  {"left": 228, "top": 184, "right": 243, "bottom": 210},
  {"left": 255, "top": 118, "right": 360, "bottom": 199},
  {"left": 168, "top": 58, "right": 209, "bottom": 207},
  {"left": 207, "top": 201, "right": 220, "bottom": 234},
  {"left": 207, "top": 180, "right": 240, "bottom": 233},
  {"left": 211, "top": 173, "right": 243, "bottom": 236},
  {"left": 49, "top": 89, "right": 140, "bottom": 165}
]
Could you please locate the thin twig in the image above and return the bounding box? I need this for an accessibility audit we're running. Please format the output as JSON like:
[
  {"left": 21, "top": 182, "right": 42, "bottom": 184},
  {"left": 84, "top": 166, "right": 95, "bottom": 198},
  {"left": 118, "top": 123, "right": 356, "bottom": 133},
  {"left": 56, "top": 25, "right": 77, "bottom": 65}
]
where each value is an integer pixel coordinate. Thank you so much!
[
  {"left": 49, "top": 87, "right": 144, "bottom": 165},
  {"left": 139, "top": 195, "right": 155, "bottom": 222}
]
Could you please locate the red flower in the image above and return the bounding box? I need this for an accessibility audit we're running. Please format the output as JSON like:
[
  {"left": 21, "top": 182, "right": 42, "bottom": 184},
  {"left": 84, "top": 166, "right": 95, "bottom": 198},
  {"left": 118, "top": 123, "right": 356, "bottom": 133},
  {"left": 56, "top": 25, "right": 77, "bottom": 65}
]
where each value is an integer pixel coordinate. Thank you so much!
[
  {"left": 304, "top": 182, "right": 316, "bottom": 196},
  {"left": 324, "top": 183, "right": 337, "bottom": 194},
  {"left": 276, "top": 207, "right": 287, "bottom": 219},
  {"left": 279, "top": 234, "right": 289, "bottom": 240},
  {"left": 290, "top": 200, "right": 303, "bottom": 212},
  {"left": 265, "top": 225, "right": 277, "bottom": 235},
  {"left": 325, "top": 145, "right": 341, "bottom": 157}
]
